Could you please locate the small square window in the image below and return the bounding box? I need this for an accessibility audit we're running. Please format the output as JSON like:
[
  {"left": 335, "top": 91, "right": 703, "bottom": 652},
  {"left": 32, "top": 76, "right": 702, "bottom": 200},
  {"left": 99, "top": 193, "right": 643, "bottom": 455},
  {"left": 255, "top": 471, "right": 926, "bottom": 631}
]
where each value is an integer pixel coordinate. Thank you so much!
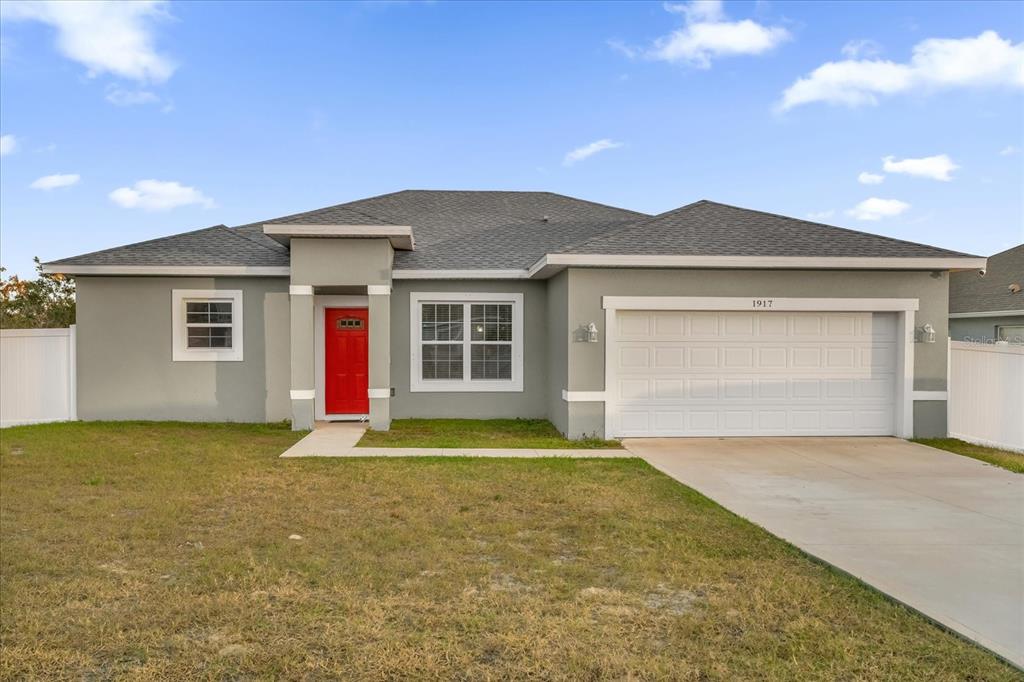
[{"left": 173, "top": 290, "right": 243, "bottom": 362}]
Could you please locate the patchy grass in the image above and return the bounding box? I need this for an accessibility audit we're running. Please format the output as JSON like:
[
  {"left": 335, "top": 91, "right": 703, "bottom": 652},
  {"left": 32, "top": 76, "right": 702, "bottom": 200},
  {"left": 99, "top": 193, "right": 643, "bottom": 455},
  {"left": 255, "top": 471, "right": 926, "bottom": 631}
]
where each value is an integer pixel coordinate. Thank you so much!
[
  {"left": 357, "top": 418, "right": 622, "bottom": 449},
  {"left": 913, "top": 437, "right": 1024, "bottom": 474},
  {"left": 1, "top": 422, "right": 1015, "bottom": 680}
]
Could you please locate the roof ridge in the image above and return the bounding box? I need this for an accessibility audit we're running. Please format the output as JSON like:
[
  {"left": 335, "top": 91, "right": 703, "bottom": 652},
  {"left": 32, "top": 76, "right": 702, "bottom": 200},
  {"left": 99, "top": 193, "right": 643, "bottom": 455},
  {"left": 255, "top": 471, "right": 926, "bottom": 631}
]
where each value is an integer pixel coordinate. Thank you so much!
[
  {"left": 695, "top": 200, "right": 977, "bottom": 258},
  {"left": 539, "top": 191, "right": 649, "bottom": 218},
  {"left": 258, "top": 198, "right": 399, "bottom": 226},
  {"left": 45, "top": 224, "right": 228, "bottom": 265},
  {"left": 554, "top": 199, "right": 706, "bottom": 252}
]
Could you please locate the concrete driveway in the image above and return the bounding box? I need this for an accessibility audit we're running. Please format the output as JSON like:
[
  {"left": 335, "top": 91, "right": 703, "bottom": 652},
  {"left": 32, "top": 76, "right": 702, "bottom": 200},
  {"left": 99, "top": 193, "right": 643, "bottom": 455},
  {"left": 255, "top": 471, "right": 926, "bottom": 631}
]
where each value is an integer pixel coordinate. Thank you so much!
[{"left": 625, "top": 437, "right": 1024, "bottom": 667}]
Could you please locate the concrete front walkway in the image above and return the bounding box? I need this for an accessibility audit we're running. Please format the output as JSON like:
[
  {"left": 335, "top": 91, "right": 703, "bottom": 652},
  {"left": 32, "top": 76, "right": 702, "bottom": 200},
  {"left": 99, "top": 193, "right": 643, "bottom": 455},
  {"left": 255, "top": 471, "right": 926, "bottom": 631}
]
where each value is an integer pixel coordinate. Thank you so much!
[
  {"left": 280, "top": 422, "right": 625, "bottom": 458},
  {"left": 626, "top": 437, "right": 1024, "bottom": 667}
]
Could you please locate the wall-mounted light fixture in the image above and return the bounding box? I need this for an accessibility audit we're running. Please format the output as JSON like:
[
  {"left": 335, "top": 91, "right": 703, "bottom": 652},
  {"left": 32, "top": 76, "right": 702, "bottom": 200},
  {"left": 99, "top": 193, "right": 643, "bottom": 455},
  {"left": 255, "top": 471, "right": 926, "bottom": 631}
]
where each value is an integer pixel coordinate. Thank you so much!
[
  {"left": 575, "top": 322, "right": 600, "bottom": 343},
  {"left": 919, "top": 323, "right": 936, "bottom": 344}
]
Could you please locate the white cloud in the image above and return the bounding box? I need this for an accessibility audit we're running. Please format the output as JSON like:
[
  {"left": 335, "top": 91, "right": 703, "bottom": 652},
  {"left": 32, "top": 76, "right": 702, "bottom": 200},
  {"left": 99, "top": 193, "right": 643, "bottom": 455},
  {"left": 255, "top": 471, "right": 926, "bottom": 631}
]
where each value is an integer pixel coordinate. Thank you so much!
[
  {"left": 1, "top": 0, "right": 175, "bottom": 83},
  {"left": 806, "top": 209, "right": 835, "bottom": 220},
  {"left": 882, "top": 154, "right": 959, "bottom": 181},
  {"left": 999, "top": 145, "right": 1019, "bottom": 156},
  {"left": 30, "top": 173, "right": 80, "bottom": 190},
  {"left": 0, "top": 134, "right": 15, "bottom": 156},
  {"left": 779, "top": 31, "right": 1024, "bottom": 110},
  {"left": 105, "top": 86, "right": 160, "bottom": 106},
  {"left": 846, "top": 197, "right": 910, "bottom": 221},
  {"left": 109, "top": 179, "right": 215, "bottom": 211},
  {"left": 563, "top": 139, "right": 623, "bottom": 166},
  {"left": 617, "top": 0, "right": 789, "bottom": 69},
  {"left": 841, "top": 39, "right": 882, "bottom": 59},
  {"left": 858, "top": 171, "right": 885, "bottom": 185}
]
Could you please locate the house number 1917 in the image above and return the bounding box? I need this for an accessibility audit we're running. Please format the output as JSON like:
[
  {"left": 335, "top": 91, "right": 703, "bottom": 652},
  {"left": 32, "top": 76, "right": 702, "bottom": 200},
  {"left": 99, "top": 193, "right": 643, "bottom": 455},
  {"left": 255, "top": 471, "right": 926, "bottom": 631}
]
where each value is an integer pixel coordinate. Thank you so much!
[{"left": 752, "top": 299, "right": 774, "bottom": 308}]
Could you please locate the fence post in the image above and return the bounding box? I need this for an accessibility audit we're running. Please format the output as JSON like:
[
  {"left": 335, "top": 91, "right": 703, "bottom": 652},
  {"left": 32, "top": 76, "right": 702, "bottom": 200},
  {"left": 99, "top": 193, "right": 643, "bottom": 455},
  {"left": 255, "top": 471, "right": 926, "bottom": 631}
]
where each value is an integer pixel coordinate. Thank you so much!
[
  {"left": 946, "top": 335, "right": 951, "bottom": 438},
  {"left": 68, "top": 324, "right": 77, "bottom": 421}
]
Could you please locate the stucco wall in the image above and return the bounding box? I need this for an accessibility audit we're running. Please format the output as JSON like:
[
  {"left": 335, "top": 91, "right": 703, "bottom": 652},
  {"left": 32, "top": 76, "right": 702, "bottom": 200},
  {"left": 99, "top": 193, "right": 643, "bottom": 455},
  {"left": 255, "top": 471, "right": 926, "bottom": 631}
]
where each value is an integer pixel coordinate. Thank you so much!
[
  {"left": 289, "top": 239, "right": 392, "bottom": 286},
  {"left": 75, "top": 276, "right": 290, "bottom": 422},
  {"left": 546, "top": 271, "right": 569, "bottom": 434},
  {"left": 564, "top": 268, "right": 950, "bottom": 438},
  {"left": 949, "top": 315, "right": 1024, "bottom": 343},
  {"left": 389, "top": 279, "right": 549, "bottom": 420}
]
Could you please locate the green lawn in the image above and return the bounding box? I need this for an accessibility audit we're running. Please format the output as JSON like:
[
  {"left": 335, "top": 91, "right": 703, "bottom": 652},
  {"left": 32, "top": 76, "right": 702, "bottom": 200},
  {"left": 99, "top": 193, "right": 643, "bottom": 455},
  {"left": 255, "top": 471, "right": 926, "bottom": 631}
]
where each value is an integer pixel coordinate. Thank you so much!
[
  {"left": 357, "top": 418, "right": 623, "bottom": 449},
  {"left": 0, "top": 422, "right": 1015, "bottom": 680},
  {"left": 914, "top": 437, "right": 1024, "bottom": 474}
]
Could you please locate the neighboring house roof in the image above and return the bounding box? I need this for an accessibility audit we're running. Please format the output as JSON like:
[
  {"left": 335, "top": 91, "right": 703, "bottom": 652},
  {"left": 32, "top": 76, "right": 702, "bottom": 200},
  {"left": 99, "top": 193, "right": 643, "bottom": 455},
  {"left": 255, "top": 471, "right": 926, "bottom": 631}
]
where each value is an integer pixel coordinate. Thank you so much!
[
  {"left": 43, "top": 190, "right": 980, "bottom": 274},
  {"left": 949, "top": 244, "right": 1024, "bottom": 314}
]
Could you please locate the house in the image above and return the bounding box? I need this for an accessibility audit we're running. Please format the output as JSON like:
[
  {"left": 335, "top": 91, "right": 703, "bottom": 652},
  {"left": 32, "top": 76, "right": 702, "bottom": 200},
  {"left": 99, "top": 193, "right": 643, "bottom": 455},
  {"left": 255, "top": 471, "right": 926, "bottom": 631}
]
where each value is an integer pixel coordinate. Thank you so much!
[
  {"left": 42, "top": 190, "right": 986, "bottom": 439},
  {"left": 948, "top": 244, "right": 1023, "bottom": 344}
]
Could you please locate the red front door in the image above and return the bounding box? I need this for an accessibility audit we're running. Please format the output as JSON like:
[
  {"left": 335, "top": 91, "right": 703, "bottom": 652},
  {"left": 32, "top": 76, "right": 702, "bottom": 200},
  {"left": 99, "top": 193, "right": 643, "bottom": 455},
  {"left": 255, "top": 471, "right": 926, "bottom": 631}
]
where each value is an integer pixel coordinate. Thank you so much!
[{"left": 325, "top": 308, "right": 369, "bottom": 415}]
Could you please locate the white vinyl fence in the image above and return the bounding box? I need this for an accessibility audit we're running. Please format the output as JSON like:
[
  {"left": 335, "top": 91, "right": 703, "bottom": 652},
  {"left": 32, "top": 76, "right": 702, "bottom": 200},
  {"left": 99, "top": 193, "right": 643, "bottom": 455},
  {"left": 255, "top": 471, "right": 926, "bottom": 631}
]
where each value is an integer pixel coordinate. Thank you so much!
[
  {"left": 948, "top": 340, "right": 1024, "bottom": 452},
  {"left": 0, "top": 326, "right": 76, "bottom": 428}
]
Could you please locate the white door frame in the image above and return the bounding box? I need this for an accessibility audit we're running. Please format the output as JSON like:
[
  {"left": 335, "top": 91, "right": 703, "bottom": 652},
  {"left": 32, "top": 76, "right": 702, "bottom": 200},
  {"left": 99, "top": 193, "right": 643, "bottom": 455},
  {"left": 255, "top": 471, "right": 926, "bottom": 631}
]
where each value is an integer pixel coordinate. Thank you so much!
[
  {"left": 314, "top": 295, "right": 369, "bottom": 421},
  {"left": 601, "top": 296, "right": 919, "bottom": 439}
]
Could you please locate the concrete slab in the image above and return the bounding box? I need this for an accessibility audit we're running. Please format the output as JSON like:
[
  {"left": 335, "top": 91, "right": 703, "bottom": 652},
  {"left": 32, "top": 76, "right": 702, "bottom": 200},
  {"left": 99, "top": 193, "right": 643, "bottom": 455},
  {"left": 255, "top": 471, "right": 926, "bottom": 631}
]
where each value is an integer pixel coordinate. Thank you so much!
[
  {"left": 279, "top": 422, "right": 367, "bottom": 457},
  {"left": 625, "top": 436, "right": 1024, "bottom": 667}
]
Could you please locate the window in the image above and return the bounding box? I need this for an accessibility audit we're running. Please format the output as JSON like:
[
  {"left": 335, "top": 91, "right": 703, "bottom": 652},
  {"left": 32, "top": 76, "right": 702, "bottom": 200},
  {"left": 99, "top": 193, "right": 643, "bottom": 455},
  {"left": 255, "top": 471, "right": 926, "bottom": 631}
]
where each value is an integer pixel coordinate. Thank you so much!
[
  {"left": 996, "top": 325, "right": 1024, "bottom": 344},
  {"left": 410, "top": 292, "right": 523, "bottom": 392},
  {"left": 172, "top": 289, "right": 244, "bottom": 361}
]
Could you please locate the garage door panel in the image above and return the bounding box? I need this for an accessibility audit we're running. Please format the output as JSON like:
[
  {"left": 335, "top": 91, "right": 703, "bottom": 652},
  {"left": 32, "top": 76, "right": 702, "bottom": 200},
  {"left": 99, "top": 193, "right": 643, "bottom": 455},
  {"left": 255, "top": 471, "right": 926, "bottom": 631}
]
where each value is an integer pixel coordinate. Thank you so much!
[
  {"left": 613, "top": 310, "right": 896, "bottom": 437},
  {"left": 758, "top": 347, "right": 788, "bottom": 368},
  {"left": 618, "top": 378, "right": 650, "bottom": 400},
  {"left": 689, "top": 313, "right": 719, "bottom": 336},
  {"left": 689, "top": 379, "right": 718, "bottom": 399},
  {"left": 654, "top": 312, "right": 684, "bottom": 336},
  {"left": 619, "top": 346, "right": 650, "bottom": 368},
  {"left": 689, "top": 347, "right": 719, "bottom": 368},
  {"left": 792, "top": 347, "right": 822, "bottom": 368},
  {"left": 723, "top": 313, "right": 755, "bottom": 336},
  {"left": 653, "top": 379, "right": 685, "bottom": 399},
  {"left": 756, "top": 314, "right": 788, "bottom": 336},
  {"left": 654, "top": 347, "right": 684, "bottom": 368}
]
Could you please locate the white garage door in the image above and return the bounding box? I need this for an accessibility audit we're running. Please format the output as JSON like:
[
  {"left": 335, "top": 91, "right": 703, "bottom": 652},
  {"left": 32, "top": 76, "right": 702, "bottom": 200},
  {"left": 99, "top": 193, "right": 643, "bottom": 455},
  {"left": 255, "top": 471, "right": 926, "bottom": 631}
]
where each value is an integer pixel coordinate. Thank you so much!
[{"left": 611, "top": 310, "right": 897, "bottom": 437}]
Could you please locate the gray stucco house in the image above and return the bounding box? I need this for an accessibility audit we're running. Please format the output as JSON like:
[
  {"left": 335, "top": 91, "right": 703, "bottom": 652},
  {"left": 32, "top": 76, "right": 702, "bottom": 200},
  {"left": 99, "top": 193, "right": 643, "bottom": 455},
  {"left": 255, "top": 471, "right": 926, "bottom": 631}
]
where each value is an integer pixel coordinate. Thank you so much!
[
  {"left": 42, "top": 190, "right": 986, "bottom": 439},
  {"left": 949, "top": 244, "right": 1023, "bottom": 344}
]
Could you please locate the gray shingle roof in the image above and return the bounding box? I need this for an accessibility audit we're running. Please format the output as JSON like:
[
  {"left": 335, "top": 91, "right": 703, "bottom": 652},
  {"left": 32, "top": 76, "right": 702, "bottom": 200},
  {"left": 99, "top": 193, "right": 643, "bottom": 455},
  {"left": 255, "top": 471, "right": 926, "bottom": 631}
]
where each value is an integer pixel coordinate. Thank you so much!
[
  {"left": 949, "top": 244, "right": 1024, "bottom": 314},
  {"left": 44, "top": 191, "right": 976, "bottom": 272},
  {"left": 271, "top": 190, "right": 647, "bottom": 269},
  {"left": 46, "top": 225, "right": 290, "bottom": 267},
  {"left": 560, "top": 200, "right": 975, "bottom": 258}
]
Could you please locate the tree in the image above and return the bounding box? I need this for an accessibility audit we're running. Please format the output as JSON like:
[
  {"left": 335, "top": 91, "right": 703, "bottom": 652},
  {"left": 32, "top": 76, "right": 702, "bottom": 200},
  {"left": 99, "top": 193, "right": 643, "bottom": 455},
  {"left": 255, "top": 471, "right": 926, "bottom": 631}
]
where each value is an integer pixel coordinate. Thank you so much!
[{"left": 0, "top": 257, "right": 76, "bottom": 329}]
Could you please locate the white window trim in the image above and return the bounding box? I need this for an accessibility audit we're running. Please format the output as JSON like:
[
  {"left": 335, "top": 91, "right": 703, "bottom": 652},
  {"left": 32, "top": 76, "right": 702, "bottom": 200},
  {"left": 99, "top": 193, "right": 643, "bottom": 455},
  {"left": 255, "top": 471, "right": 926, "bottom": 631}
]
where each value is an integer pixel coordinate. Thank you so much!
[
  {"left": 172, "top": 289, "right": 244, "bottom": 362},
  {"left": 409, "top": 291, "right": 524, "bottom": 393}
]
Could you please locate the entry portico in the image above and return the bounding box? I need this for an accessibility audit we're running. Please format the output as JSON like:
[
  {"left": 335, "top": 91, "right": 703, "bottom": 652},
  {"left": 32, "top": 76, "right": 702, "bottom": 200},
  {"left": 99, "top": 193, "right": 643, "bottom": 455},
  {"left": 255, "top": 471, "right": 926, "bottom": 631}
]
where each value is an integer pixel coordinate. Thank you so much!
[{"left": 273, "top": 232, "right": 405, "bottom": 432}]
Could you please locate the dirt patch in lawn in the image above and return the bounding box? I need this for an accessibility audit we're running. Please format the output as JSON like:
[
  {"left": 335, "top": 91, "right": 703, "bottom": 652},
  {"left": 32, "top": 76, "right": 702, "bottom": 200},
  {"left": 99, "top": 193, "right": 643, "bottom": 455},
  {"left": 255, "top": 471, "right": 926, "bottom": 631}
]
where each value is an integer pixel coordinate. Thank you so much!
[{"left": 1, "top": 422, "right": 1015, "bottom": 679}]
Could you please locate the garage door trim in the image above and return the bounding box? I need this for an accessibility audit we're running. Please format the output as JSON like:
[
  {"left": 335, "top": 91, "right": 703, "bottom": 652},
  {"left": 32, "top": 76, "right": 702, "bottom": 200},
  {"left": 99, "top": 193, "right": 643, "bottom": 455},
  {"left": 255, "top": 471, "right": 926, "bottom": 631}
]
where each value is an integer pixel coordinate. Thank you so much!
[{"left": 602, "top": 297, "right": 918, "bottom": 439}]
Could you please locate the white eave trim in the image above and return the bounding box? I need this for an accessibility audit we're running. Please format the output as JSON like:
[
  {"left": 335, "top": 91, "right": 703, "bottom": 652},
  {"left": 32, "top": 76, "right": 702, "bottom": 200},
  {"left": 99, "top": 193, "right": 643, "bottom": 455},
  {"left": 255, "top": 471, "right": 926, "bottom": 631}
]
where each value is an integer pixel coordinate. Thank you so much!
[
  {"left": 602, "top": 296, "right": 920, "bottom": 312},
  {"left": 949, "top": 309, "right": 1024, "bottom": 318},
  {"left": 393, "top": 269, "right": 530, "bottom": 280},
  {"left": 40, "top": 264, "right": 290, "bottom": 277},
  {"left": 262, "top": 224, "right": 414, "bottom": 250},
  {"left": 527, "top": 254, "right": 988, "bottom": 278}
]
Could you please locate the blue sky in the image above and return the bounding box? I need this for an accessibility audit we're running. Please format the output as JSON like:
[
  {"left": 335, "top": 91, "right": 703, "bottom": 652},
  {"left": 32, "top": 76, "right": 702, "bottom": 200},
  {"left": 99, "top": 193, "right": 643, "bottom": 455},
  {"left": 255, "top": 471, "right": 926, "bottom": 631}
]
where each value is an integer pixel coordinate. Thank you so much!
[{"left": 1, "top": 0, "right": 1022, "bottom": 277}]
